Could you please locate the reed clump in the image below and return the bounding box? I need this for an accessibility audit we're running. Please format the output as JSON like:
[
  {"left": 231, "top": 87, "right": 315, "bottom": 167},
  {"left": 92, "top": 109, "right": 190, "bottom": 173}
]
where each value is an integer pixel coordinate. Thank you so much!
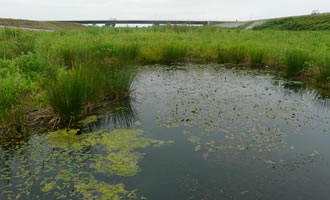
[
  {"left": 44, "top": 64, "right": 136, "bottom": 121},
  {"left": 285, "top": 49, "right": 310, "bottom": 76},
  {"left": 318, "top": 56, "right": 330, "bottom": 81},
  {"left": 249, "top": 48, "right": 266, "bottom": 67},
  {"left": 161, "top": 43, "right": 187, "bottom": 64},
  {"left": 44, "top": 66, "right": 101, "bottom": 120}
]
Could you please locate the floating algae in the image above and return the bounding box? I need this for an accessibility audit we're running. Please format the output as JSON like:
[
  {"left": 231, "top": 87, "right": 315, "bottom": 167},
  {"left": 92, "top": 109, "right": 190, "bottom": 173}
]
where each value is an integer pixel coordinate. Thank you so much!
[
  {"left": 75, "top": 115, "right": 99, "bottom": 126},
  {"left": 45, "top": 128, "right": 99, "bottom": 151},
  {"left": 75, "top": 180, "right": 132, "bottom": 200},
  {"left": 91, "top": 129, "right": 169, "bottom": 176},
  {"left": 0, "top": 128, "right": 172, "bottom": 199}
]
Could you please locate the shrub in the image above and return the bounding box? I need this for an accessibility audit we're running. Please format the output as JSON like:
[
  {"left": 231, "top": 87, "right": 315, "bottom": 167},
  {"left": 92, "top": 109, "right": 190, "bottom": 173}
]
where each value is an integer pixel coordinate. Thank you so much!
[
  {"left": 14, "top": 52, "right": 46, "bottom": 79},
  {"left": 286, "top": 49, "right": 310, "bottom": 75},
  {"left": 0, "top": 75, "right": 28, "bottom": 117}
]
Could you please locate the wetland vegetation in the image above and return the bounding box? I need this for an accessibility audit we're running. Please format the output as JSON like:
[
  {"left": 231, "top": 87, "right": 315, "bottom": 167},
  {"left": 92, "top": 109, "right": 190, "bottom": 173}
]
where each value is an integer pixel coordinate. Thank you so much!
[{"left": 0, "top": 24, "right": 330, "bottom": 199}]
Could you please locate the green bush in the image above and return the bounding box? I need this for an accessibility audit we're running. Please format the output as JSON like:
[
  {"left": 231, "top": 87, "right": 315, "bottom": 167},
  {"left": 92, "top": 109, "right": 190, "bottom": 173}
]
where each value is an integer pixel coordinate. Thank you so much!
[
  {"left": 0, "top": 75, "right": 28, "bottom": 117},
  {"left": 14, "top": 52, "right": 46, "bottom": 79}
]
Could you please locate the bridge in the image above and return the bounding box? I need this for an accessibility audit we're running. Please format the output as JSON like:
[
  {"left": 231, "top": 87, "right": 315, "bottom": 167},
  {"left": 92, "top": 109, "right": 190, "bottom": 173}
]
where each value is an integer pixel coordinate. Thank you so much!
[{"left": 57, "top": 20, "right": 212, "bottom": 26}]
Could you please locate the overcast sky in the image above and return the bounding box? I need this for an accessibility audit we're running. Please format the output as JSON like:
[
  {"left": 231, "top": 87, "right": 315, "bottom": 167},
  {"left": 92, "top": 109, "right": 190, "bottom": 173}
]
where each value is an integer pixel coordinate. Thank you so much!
[{"left": 1, "top": 0, "right": 329, "bottom": 21}]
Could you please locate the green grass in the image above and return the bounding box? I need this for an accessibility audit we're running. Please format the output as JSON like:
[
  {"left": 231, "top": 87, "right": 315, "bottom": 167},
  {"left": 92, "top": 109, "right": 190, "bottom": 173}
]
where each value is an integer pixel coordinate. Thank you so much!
[{"left": 253, "top": 13, "right": 330, "bottom": 31}]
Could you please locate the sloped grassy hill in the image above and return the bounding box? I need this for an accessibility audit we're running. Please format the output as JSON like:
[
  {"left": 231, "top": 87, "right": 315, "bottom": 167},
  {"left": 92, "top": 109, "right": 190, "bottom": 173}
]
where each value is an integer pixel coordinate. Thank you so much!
[
  {"left": 253, "top": 13, "right": 330, "bottom": 31},
  {"left": 0, "top": 18, "right": 86, "bottom": 30}
]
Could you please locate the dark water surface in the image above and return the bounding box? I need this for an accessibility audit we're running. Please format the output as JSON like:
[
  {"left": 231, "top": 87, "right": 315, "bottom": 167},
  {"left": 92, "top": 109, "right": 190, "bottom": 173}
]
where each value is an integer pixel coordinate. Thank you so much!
[{"left": 1, "top": 64, "right": 330, "bottom": 200}]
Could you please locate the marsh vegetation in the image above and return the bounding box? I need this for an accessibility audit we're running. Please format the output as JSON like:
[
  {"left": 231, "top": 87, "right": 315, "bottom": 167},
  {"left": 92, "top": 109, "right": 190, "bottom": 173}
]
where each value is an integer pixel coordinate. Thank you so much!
[{"left": 0, "top": 26, "right": 329, "bottom": 137}]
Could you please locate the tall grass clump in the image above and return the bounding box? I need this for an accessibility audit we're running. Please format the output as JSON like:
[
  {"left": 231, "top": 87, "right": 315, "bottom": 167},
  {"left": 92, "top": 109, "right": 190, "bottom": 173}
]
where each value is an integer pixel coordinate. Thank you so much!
[
  {"left": 100, "top": 66, "right": 136, "bottom": 99},
  {"left": 161, "top": 43, "right": 187, "bottom": 64},
  {"left": 318, "top": 56, "right": 330, "bottom": 81},
  {"left": 45, "top": 66, "right": 101, "bottom": 120},
  {"left": 0, "top": 27, "right": 22, "bottom": 40},
  {"left": 286, "top": 49, "right": 310, "bottom": 76},
  {"left": 249, "top": 48, "right": 266, "bottom": 67},
  {"left": 230, "top": 46, "right": 248, "bottom": 64},
  {"left": 217, "top": 48, "right": 231, "bottom": 64},
  {"left": 50, "top": 37, "right": 93, "bottom": 66},
  {"left": 0, "top": 79, "right": 18, "bottom": 117},
  {"left": 114, "top": 43, "right": 140, "bottom": 60},
  {"left": 217, "top": 46, "right": 248, "bottom": 64}
]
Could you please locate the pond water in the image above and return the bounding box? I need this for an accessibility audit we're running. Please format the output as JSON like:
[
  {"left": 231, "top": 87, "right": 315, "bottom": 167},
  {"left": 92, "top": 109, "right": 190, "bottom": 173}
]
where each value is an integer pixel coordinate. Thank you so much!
[{"left": 1, "top": 64, "right": 330, "bottom": 200}]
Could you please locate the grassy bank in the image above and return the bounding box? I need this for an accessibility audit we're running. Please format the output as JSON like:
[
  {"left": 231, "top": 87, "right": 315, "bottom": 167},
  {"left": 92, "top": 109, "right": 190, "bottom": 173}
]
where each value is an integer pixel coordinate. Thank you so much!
[
  {"left": 0, "top": 18, "right": 86, "bottom": 31},
  {"left": 0, "top": 26, "right": 329, "bottom": 138},
  {"left": 253, "top": 13, "right": 330, "bottom": 31}
]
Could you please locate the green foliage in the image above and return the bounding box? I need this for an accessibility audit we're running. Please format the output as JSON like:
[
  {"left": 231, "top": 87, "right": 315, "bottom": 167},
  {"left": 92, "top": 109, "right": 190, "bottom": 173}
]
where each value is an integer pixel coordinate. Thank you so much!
[
  {"left": 14, "top": 52, "right": 48, "bottom": 80},
  {"left": 285, "top": 49, "right": 310, "bottom": 75},
  {"left": 0, "top": 73, "right": 29, "bottom": 117},
  {"left": 254, "top": 13, "right": 330, "bottom": 31}
]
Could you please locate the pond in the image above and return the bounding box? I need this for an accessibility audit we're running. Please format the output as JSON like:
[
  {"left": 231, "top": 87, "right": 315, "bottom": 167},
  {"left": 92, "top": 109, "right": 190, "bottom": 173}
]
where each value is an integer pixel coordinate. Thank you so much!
[{"left": 1, "top": 64, "right": 330, "bottom": 200}]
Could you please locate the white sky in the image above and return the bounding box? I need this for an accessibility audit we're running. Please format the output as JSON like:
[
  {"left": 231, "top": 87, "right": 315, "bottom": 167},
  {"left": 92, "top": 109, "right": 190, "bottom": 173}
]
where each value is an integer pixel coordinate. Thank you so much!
[{"left": 0, "top": 0, "right": 329, "bottom": 21}]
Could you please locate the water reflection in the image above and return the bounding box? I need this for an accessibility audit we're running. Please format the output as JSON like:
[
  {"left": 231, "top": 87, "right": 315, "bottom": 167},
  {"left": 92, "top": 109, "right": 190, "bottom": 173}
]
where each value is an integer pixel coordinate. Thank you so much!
[
  {"left": 273, "top": 79, "right": 330, "bottom": 112},
  {"left": 82, "top": 97, "right": 137, "bottom": 133}
]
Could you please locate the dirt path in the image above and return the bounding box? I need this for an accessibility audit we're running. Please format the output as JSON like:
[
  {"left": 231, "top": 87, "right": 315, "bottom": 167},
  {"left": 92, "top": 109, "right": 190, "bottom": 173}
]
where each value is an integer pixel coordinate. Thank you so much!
[
  {"left": 214, "top": 22, "right": 247, "bottom": 28},
  {"left": 213, "top": 20, "right": 267, "bottom": 29},
  {"left": 245, "top": 20, "right": 266, "bottom": 30}
]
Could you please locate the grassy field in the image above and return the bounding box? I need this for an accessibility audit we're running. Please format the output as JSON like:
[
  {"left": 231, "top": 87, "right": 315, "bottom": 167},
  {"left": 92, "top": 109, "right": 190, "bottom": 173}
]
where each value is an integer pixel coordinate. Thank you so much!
[
  {"left": 0, "top": 18, "right": 86, "bottom": 30},
  {"left": 0, "top": 25, "right": 329, "bottom": 138},
  {"left": 253, "top": 13, "right": 330, "bottom": 30}
]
